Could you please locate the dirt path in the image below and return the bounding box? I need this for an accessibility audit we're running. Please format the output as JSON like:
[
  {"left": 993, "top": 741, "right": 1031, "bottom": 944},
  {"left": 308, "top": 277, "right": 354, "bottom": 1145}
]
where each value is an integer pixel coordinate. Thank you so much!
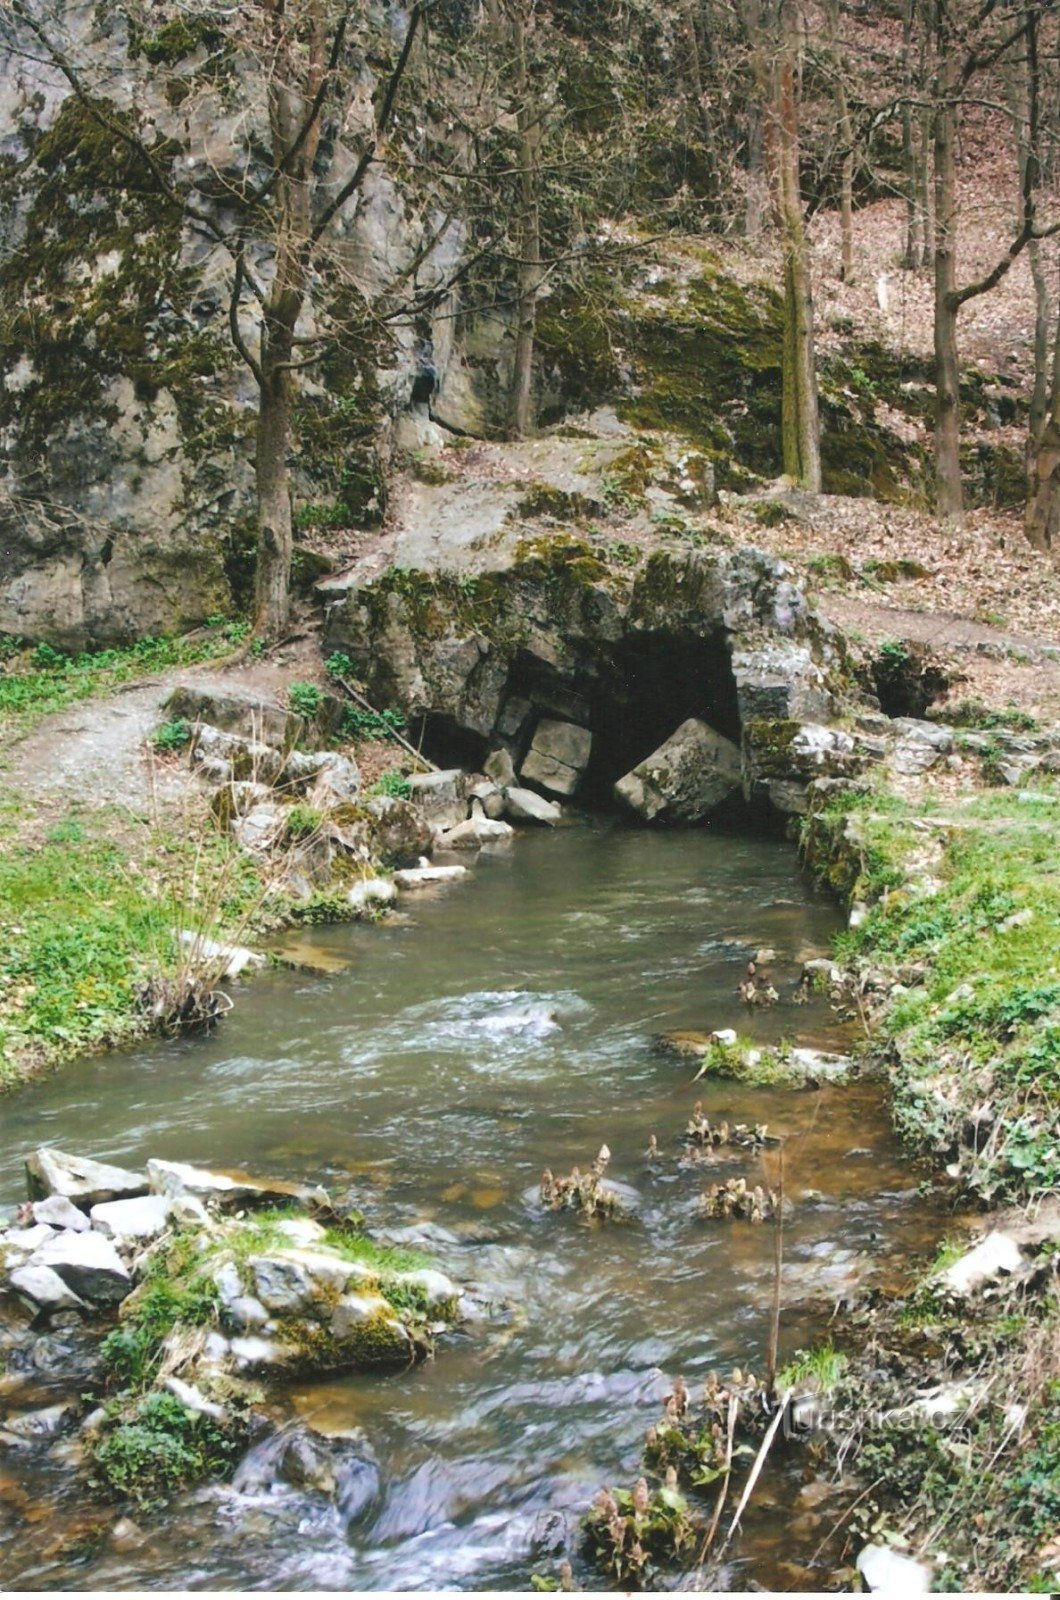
[{"left": 6, "top": 654, "right": 316, "bottom": 818}]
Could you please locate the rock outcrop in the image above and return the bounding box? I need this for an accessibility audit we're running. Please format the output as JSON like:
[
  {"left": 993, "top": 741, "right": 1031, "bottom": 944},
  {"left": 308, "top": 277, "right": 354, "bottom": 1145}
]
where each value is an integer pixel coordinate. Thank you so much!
[{"left": 322, "top": 541, "right": 866, "bottom": 818}]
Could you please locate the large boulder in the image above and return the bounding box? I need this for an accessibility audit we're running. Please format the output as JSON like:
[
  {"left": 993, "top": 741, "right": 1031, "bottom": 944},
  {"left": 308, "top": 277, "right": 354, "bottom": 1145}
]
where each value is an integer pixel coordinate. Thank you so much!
[
  {"left": 614, "top": 718, "right": 741, "bottom": 822},
  {"left": 25, "top": 1148, "right": 147, "bottom": 1211},
  {"left": 520, "top": 718, "right": 592, "bottom": 797},
  {"left": 25, "top": 1231, "right": 132, "bottom": 1305}
]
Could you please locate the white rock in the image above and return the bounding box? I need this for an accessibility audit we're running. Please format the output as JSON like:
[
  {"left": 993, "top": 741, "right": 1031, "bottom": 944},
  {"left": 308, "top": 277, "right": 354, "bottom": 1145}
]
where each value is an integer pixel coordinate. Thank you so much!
[
  {"left": 439, "top": 816, "right": 514, "bottom": 850},
  {"left": 166, "top": 1194, "right": 211, "bottom": 1228},
  {"left": 483, "top": 748, "right": 516, "bottom": 786},
  {"left": 347, "top": 877, "right": 397, "bottom": 913},
  {"left": 307, "top": 753, "right": 361, "bottom": 809},
  {"left": 25, "top": 1148, "right": 147, "bottom": 1209},
  {"left": 91, "top": 1194, "right": 170, "bottom": 1244},
  {"left": 229, "top": 1335, "right": 294, "bottom": 1370},
  {"left": 31, "top": 1196, "right": 91, "bottom": 1232},
  {"left": 521, "top": 719, "right": 592, "bottom": 798},
  {"left": 391, "top": 1268, "right": 459, "bottom": 1311},
  {"left": 176, "top": 930, "right": 265, "bottom": 979},
  {"left": 28, "top": 1231, "right": 132, "bottom": 1305},
  {"left": 9, "top": 1264, "right": 88, "bottom": 1312},
  {"left": 5, "top": 1224, "right": 57, "bottom": 1253},
  {"left": 710, "top": 1028, "right": 738, "bottom": 1046},
  {"left": 249, "top": 1249, "right": 351, "bottom": 1314},
  {"left": 232, "top": 802, "right": 287, "bottom": 852},
  {"left": 856, "top": 1543, "right": 931, "bottom": 1592},
  {"left": 164, "top": 1376, "right": 225, "bottom": 1419},
  {"left": 272, "top": 1218, "right": 327, "bottom": 1247},
  {"left": 504, "top": 786, "right": 562, "bottom": 825},
  {"left": 393, "top": 864, "right": 468, "bottom": 889},
  {"left": 939, "top": 1231, "right": 1023, "bottom": 1295}
]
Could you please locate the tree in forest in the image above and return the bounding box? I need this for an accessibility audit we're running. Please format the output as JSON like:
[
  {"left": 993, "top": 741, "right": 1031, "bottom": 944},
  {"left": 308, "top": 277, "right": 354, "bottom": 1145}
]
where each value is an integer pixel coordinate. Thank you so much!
[
  {"left": 773, "top": 0, "right": 821, "bottom": 491},
  {"left": 0, "top": 0, "right": 466, "bottom": 639},
  {"left": 928, "top": 0, "right": 1059, "bottom": 521}
]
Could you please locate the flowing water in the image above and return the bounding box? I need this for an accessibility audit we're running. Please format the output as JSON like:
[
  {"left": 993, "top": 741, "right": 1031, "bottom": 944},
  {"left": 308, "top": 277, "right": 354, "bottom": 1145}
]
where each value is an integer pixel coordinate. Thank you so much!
[{"left": 0, "top": 821, "right": 940, "bottom": 1591}]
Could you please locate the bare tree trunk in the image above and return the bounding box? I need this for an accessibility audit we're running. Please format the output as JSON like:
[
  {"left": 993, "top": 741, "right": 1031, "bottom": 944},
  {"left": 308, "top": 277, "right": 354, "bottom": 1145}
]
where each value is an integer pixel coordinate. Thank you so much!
[
  {"left": 917, "top": 0, "right": 935, "bottom": 267},
  {"left": 901, "top": 0, "right": 921, "bottom": 268},
  {"left": 827, "top": 0, "right": 854, "bottom": 282},
  {"left": 742, "top": 0, "right": 770, "bottom": 240},
  {"left": 932, "top": 0, "right": 962, "bottom": 520},
  {"left": 506, "top": 0, "right": 543, "bottom": 439},
  {"left": 255, "top": 348, "right": 295, "bottom": 640},
  {"left": 776, "top": 0, "right": 821, "bottom": 490},
  {"left": 1026, "top": 274, "right": 1060, "bottom": 553},
  {"left": 251, "top": 0, "right": 324, "bottom": 639}
]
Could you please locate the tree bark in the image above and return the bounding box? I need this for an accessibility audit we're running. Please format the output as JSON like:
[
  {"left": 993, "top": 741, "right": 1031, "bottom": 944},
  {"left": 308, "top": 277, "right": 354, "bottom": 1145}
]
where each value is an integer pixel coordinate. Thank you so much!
[
  {"left": 255, "top": 348, "right": 295, "bottom": 640},
  {"left": 827, "top": 0, "right": 854, "bottom": 282},
  {"left": 932, "top": 0, "right": 962, "bottom": 520},
  {"left": 251, "top": 0, "right": 324, "bottom": 639},
  {"left": 1026, "top": 279, "right": 1060, "bottom": 553},
  {"left": 776, "top": 0, "right": 821, "bottom": 490},
  {"left": 901, "top": 0, "right": 921, "bottom": 268},
  {"left": 741, "top": 0, "right": 770, "bottom": 240},
  {"left": 506, "top": 0, "right": 544, "bottom": 439}
]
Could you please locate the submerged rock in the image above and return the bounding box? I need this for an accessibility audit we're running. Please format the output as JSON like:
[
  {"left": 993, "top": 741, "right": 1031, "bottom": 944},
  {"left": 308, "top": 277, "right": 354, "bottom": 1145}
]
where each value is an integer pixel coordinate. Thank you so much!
[
  {"left": 438, "top": 816, "right": 514, "bottom": 849},
  {"left": 614, "top": 718, "right": 741, "bottom": 822},
  {"left": 504, "top": 786, "right": 562, "bottom": 825},
  {"left": 146, "top": 1159, "right": 327, "bottom": 1211},
  {"left": 393, "top": 864, "right": 469, "bottom": 888}
]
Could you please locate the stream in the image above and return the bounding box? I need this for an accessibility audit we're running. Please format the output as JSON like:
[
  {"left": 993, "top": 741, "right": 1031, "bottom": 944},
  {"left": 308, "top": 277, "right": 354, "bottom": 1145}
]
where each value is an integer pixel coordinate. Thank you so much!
[{"left": 0, "top": 820, "right": 940, "bottom": 1591}]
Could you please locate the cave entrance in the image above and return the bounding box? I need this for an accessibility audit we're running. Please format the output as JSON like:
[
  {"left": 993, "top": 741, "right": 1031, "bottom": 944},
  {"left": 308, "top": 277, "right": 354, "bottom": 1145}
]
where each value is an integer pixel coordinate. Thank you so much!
[{"left": 583, "top": 629, "right": 742, "bottom": 805}]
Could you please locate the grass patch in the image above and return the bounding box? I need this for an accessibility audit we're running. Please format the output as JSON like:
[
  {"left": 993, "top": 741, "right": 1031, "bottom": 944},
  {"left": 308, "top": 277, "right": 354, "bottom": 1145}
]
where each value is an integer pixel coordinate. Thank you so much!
[
  {"left": 803, "top": 775, "right": 1060, "bottom": 1201},
  {"left": 0, "top": 627, "right": 240, "bottom": 743},
  {"left": 777, "top": 1341, "right": 847, "bottom": 1393},
  {"left": 0, "top": 804, "right": 266, "bottom": 1088}
]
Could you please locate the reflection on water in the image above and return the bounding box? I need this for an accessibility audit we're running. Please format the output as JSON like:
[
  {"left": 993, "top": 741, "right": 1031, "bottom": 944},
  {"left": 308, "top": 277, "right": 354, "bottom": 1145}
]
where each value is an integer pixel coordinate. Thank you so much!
[{"left": 0, "top": 821, "right": 936, "bottom": 1591}]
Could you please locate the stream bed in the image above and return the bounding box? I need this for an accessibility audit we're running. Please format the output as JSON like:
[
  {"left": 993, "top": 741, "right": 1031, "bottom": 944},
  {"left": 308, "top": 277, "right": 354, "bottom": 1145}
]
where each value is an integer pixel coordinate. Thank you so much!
[{"left": 0, "top": 820, "right": 941, "bottom": 1591}]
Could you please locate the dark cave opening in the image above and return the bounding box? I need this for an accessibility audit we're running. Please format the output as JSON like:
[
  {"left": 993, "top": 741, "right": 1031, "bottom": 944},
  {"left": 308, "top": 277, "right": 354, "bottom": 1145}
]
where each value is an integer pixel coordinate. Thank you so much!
[{"left": 583, "top": 629, "right": 742, "bottom": 803}]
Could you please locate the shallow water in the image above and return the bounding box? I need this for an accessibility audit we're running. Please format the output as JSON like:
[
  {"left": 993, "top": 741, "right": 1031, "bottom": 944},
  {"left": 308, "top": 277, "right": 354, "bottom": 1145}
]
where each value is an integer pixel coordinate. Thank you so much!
[{"left": 0, "top": 820, "right": 937, "bottom": 1591}]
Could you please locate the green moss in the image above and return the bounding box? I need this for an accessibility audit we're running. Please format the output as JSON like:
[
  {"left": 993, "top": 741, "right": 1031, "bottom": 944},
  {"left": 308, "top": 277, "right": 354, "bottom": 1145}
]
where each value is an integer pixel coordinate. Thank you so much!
[
  {"left": 131, "top": 16, "right": 225, "bottom": 65},
  {"left": 514, "top": 483, "right": 600, "bottom": 522}
]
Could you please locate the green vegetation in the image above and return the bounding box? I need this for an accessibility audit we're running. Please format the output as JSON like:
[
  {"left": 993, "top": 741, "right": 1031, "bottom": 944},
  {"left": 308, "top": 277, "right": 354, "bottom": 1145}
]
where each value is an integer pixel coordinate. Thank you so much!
[
  {"left": 340, "top": 703, "right": 408, "bottom": 741},
  {"left": 933, "top": 697, "right": 1039, "bottom": 732},
  {"left": 287, "top": 681, "right": 324, "bottom": 717},
  {"left": 0, "top": 629, "right": 237, "bottom": 742},
  {"left": 804, "top": 776, "right": 1060, "bottom": 1201},
  {"left": 92, "top": 1391, "right": 244, "bottom": 1507},
  {"left": 152, "top": 717, "right": 193, "bottom": 753},
  {"left": 777, "top": 1342, "right": 847, "bottom": 1393},
  {"left": 367, "top": 769, "right": 413, "bottom": 801},
  {"left": 284, "top": 803, "right": 324, "bottom": 841},
  {"left": 583, "top": 1477, "right": 696, "bottom": 1586},
  {"left": 0, "top": 803, "right": 265, "bottom": 1088}
]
